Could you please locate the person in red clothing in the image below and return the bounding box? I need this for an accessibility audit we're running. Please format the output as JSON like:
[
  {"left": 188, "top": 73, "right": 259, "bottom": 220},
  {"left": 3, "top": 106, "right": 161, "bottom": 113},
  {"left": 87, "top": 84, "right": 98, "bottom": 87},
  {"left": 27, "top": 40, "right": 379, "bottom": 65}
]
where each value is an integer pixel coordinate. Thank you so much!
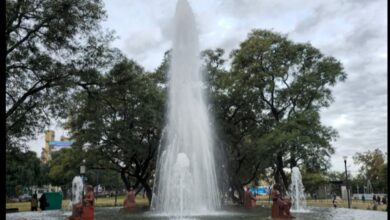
[
  {"left": 82, "top": 185, "right": 95, "bottom": 220},
  {"left": 244, "top": 186, "right": 257, "bottom": 208},
  {"left": 123, "top": 187, "right": 136, "bottom": 209}
]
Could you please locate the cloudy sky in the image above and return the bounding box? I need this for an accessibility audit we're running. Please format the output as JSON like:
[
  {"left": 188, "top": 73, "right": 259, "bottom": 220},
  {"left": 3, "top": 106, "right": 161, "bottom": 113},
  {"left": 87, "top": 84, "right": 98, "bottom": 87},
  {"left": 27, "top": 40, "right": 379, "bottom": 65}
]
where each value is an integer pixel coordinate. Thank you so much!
[{"left": 29, "top": 0, "right": 387, "bottom": 176}]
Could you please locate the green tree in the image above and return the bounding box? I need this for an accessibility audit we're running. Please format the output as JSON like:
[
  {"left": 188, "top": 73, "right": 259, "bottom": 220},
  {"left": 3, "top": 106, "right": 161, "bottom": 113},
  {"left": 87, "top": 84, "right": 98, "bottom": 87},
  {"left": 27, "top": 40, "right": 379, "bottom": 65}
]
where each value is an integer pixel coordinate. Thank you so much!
[
  {"left": 47, "top": 148, "right": 84, "bottom": 194},
  {"left": 6, "top": 0, "right": 117, "bottom": 150},
  {"left": 65, "top": 58, "right": 165, "bottom": 204},
  {"left": 325, "top": 171, "right": 345, "bottom": 196},
  {"left": 227, "top": 29, "right": 345, "bottom": 190},
  {"left": 6, "top": 149, "right": 48, "bottom": 197},
  {"left": 202, "top": 48, "right": 274, "bottom": 203},
  {"left": 353, "top": 148, "right": 387, "bottom": 193},
  {"left": 85, "top": 169, "right": 123, "bottom": 193},
  {"left": 301, "top": 170, "right": 327, "bottom": 195}
]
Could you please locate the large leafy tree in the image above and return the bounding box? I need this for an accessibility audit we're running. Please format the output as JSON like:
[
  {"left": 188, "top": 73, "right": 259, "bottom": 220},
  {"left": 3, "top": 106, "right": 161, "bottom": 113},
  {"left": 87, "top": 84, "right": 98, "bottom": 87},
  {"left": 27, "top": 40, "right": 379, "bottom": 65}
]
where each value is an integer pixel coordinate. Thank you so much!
[
  {"left": 47, "top": 148, "right": 83, "bottom": 196},
  {"left": 6, "top": 0, "right": 116, "bottom": 150},
  {"left": 6, "top": 149, "right": 49, "bottom": 197},
  {"left": 202, "top": 48, "right": 274, "bottom": 203},
  {"left": 353, "top": 148, "right": 387, "bottom": 193},
  {"left": 200, "top": 29, "right": 345, "bottom": 202},
  {"left": 300, "top": 170, "right": 327, "bottom": 195},
  {"left": 66, "top": 59, "right": 165, "bottom": 204},
  {"left": 228, "top": 29, "right": 345, "bottom": 190}
]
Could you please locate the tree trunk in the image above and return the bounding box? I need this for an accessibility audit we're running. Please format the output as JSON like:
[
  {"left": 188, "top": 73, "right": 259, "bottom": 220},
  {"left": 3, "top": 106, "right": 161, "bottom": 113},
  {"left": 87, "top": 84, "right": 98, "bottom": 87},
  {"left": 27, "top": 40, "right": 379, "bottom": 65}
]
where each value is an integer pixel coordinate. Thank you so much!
[
  {"left": 290, "top": 156, "right": 297, "bottom": 168},
  {"left": 139, "top": 179, "right": 153, "bottom": 205},
  {"left": 114, "top": 187, "right": 118, "bottom": 206},
  {"left": 229, "top": 175, "right": 244, "bottom": 204},
  {"left": 276, "top": 153, "right": 289, "bottom": 192},
  {"left": 120, "top": 170, "right": 131, "bottom": 190}
]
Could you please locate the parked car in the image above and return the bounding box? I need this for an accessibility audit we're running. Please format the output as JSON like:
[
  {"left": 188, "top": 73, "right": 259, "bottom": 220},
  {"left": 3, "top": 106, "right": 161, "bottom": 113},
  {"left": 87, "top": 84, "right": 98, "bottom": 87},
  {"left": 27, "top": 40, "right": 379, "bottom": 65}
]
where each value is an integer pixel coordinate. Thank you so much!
[{"left": 18, "top": 194, "right": 32, "bottom": 202}]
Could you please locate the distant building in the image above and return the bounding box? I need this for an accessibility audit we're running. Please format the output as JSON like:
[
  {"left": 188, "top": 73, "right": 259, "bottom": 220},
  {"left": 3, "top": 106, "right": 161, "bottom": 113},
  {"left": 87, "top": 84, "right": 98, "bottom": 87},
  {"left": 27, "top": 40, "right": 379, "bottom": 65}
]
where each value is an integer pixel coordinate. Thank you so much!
[{"left": 41, "top": 130, "right": 74, "bottom": 163}]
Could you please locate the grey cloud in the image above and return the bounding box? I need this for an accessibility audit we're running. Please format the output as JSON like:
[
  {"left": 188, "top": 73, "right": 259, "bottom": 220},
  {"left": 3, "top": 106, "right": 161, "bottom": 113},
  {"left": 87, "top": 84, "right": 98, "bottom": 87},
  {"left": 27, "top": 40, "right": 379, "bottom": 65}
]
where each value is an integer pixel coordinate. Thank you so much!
[
  {"left": 124, "top": 28, "right": 164, "bottom": 55},
  {"left": 25, "top": 0, "right": 387, "bottom": 174},
  {"left": 292, "top": 4, "right": 333, "bottom": 34}
]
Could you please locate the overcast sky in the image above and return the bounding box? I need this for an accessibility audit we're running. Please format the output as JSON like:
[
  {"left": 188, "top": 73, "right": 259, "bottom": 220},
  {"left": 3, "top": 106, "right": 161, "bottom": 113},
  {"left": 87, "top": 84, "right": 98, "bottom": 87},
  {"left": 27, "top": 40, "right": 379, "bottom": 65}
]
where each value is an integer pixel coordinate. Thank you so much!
[{"left": 28, "top": 0, "right": 387, "bottom": 176}]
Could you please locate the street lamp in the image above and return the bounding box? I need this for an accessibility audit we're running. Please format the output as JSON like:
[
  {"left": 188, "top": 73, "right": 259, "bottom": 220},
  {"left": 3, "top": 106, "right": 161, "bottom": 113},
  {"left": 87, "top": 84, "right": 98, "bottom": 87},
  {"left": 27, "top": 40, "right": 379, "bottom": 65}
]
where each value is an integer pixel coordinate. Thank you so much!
[
  {"left": 80, "top": 159, "right": 86, "bottom": 184},
  {"left": 343, "top": 156, "right": 351, "bottom": 208}
]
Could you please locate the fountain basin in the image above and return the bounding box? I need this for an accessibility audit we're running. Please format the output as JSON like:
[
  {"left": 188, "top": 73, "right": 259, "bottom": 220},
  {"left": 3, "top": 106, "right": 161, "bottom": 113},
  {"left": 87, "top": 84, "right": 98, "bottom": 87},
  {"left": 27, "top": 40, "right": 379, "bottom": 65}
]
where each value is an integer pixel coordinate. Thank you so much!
[{"left": 6, "top": 206, "right": 387, "bottom": 220}]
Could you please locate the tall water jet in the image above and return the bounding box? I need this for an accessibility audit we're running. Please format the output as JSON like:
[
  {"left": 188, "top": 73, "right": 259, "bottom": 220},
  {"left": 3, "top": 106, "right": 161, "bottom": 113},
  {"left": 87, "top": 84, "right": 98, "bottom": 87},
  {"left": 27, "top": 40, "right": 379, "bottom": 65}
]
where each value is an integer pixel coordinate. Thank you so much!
[
  {"left": 289, "top": 167, "right": 307, "bottom": 211},
  {"left": 70, "top": 176, "right": 84, "bottom": 206},
  {"left": 151, "top": 0, "right": 220, "bottom": 216},
  {"left": 68, "top": 176, "right": 84, "bottom": 219}
]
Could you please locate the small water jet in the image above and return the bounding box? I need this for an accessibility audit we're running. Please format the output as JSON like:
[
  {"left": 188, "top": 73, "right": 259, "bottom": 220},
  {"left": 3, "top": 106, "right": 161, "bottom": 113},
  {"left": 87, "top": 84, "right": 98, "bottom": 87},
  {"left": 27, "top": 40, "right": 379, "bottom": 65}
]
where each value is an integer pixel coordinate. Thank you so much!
[
  {"left": 289, "top": 167, "right": 307, "bottom": 212},
  {"left": 71, "top": 176, "right": 84, "bottom": 206},
  {"left": 69, "top": 176, "right": 84, "bottom": 219}
]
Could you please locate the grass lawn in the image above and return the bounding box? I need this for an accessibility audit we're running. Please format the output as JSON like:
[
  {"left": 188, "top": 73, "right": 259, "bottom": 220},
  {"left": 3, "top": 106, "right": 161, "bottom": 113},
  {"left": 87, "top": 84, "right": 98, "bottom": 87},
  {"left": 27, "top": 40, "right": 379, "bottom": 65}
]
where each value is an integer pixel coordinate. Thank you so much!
[
  {"left": 7, "top": 196, "right": 387, "bottom": 212},
  {"left": 6, "top": 195, "right": 149, "bottom": 212},
  {"left": 255, "top": 196, "right": 387, "bottom": 211}
]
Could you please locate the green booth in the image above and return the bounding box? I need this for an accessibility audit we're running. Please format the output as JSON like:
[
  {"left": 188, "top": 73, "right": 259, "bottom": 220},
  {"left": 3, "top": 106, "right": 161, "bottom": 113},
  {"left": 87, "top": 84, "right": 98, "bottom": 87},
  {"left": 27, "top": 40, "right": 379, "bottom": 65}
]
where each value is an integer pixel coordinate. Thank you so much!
[{"left": 44, "top": 192, "right": 63, "bottom": 210}]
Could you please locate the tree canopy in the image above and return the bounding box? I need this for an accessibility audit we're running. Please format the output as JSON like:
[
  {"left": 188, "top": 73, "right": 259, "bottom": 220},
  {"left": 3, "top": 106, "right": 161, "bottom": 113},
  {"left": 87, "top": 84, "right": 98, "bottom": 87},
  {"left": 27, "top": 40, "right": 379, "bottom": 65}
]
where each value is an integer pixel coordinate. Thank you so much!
[
  {"left": 200, "top": 30, "right": 345, "bottom": 201},
  {"left": 6, "top": 0, "right": 117, "bottom": 150},
  {"left": 65, "top": 58, "right": 165, "bottom": 203},
  {"left": 6, "top": 149, "right": 49, "bottom": 197},
  {"left": 353, "top": 148, "right": 387, "bottom": 193}
]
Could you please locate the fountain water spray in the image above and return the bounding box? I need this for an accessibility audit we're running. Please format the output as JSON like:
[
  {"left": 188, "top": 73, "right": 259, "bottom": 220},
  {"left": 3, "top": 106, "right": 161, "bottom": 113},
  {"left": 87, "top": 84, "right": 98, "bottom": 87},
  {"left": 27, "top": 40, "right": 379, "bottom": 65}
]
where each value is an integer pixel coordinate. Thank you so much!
[
  {"left": 69, "top": 176, "right": 84, "bottom": 209},
  {"left": 151, "top": 0, "right": 220, "bottom": 216},
  {"left": 289, "top": 167, "right": 307, "bottom": 211}
]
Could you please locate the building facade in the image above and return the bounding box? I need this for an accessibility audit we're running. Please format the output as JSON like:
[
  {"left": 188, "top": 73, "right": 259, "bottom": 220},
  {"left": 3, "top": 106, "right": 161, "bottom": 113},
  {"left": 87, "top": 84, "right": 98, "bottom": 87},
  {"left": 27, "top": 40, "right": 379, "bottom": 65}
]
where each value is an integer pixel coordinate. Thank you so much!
[{"left": 41, "top": 130, "right": 73, "bottom": 163}]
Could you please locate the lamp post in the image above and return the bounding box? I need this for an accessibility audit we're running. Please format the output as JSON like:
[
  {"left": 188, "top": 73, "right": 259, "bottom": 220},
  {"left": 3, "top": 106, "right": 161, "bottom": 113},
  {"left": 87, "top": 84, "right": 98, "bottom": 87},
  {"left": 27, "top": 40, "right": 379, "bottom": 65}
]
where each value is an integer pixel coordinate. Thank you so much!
[
  {"left": 80, "top": 159, "right": 86, "bottom": 183},
  {"left": 343, "top": 156, "right": 351, "bottom": 208}
]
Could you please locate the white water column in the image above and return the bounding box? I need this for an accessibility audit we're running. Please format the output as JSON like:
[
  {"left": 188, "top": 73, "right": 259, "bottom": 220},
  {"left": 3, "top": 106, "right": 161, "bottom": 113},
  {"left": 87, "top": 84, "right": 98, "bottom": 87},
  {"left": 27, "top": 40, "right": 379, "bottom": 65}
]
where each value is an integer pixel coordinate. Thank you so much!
[{"left": 151, "top": 0, "right": 220, "bottom": 216}]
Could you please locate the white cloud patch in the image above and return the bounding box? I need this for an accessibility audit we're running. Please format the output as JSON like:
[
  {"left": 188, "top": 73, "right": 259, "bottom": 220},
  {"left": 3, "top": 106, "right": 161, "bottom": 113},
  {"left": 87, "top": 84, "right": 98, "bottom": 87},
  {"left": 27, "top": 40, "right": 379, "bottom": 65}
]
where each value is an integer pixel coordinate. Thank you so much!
[
  {"left": 124, "top": 28, "right": 163, "bottom": 55},
  {"left": 332, "top": 114, "right": 354, "bottom": 129}
]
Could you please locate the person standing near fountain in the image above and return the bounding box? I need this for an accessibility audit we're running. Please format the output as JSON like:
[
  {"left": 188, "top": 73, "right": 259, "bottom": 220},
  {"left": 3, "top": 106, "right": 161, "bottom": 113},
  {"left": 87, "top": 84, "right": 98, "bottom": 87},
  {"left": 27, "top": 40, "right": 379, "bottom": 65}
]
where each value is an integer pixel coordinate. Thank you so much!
[
  {"left": 39, "top": 193, "right": 49, "bottom": 211},
  {"left": 31, "top": 193, "right": 38, "bottom": 211},
  {"left": 271, "top": 183, "right": 294, "bottom": 219},
  {"left": 123, "top": 187, "right": 136, "bottom": 209},
  {"left": 82, "top": 185, "right": 95, "bottom": 220}
]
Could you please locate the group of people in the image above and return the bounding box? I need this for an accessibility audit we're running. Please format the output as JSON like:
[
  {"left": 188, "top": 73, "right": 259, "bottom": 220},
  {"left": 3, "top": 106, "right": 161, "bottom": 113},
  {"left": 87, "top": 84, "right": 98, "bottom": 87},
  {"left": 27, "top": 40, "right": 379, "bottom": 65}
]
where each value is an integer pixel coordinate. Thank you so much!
[
  {"left": 372, "top": 194, "right": 387, "bottom": 205},
  {"left": 30, "top": 193, "right": 49, "bottom": 211},
  {"left": 371, "top": 194, "right": 387, "bottom": 210}
]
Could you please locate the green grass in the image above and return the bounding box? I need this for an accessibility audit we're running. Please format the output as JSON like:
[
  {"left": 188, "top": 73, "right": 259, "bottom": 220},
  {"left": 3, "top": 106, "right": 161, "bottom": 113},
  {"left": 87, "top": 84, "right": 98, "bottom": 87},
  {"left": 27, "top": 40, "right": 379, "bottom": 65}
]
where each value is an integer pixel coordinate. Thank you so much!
[
  {"left": 6, "top": 195, "right": 149, "bottom": 212},
  {"left": 254, "top": 196, "right": 387, "bottom": 211}
]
